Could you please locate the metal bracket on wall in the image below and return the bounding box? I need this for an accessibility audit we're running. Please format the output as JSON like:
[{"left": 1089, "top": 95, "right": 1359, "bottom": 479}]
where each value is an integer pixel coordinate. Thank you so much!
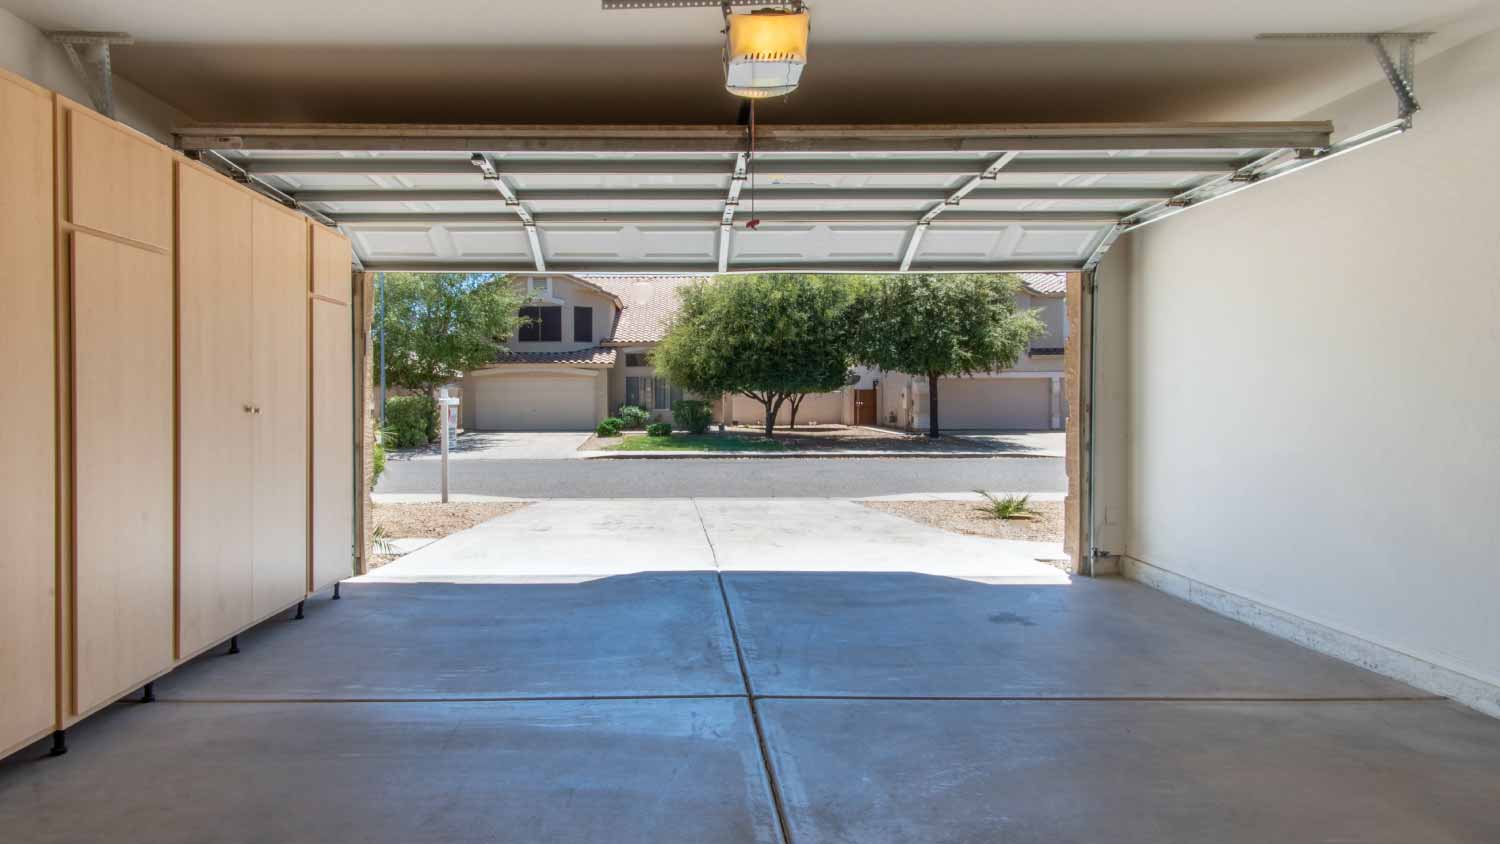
[
  {"left": 1257, "top": 32, "right": 1431, "bottom": 125},
  {"left": 1118, "top": 32, "right": 1434, "bottom": 235},
  {"left": 47, "top": 31, "right": 133, "bottom": 119}
]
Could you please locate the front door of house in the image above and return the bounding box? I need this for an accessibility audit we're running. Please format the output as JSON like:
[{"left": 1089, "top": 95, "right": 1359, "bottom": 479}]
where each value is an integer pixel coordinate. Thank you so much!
[{"left": 854, "top": 389, "right": 877, "bottom": 426}]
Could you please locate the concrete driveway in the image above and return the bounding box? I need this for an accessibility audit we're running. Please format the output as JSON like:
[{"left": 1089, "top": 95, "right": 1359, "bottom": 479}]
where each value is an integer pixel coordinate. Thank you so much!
[
  {"left": 949, "top": 429, "right": 1065, "bottom": 456},
  {"left": 389, "top": 431, "right": 591, "bottom": 460},
  {"left": 360, "top": 498, "right": 1068, "bottom": 583},
  {"left": 12, "top": 517, "right": 1498, "bottom": 843}
]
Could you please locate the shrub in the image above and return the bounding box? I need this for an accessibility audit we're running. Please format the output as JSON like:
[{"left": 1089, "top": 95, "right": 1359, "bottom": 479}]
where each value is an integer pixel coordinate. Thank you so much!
[
  {"left": 385, "top": 395, "right": 437, "bottom": 448},
  {"left": 596, "top": 417, "right": 625, "bottom": 437},
  {"left": 617, "top": 404, "right": 651, "bottom": 429},
  {"left": 672, "top": 399, "right": 712, "bottom": 435},
  {"left": 372, "top": 429, "right": 389, "bottom": 485},
  {"left": 646, "top": 422, "right": 672, "bottom": 437}
]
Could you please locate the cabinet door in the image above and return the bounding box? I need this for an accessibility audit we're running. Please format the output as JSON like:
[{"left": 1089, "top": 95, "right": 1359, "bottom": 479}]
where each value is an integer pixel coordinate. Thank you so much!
[
  {"left": 311, "top": 224, "right": 352, "bottom": 303},
  {"left": 72, "top": 232, "right": 174, "bottom": 714},
  {"left": 177, "top": 164, "right": 255, "bottom": 658},
  {"left": 0, "top": 70, "right": 56, "bottom": 754},
  {"left": 251, "top": 201, "right": 310, "bottom": 618},
  {"left": 311, "top": 299, "right": 354, "bottom": 592},
  {"left": 65, "top": 105, "right": 172, "bottom": 250}
]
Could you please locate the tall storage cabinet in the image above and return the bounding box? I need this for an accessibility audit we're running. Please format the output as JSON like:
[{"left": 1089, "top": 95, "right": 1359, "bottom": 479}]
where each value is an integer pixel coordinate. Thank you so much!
[
  {"left": 0, "top": 70, "right": 58, "bottom": 758},
  {"left": 250, "top": 202, "right": 312, "bottom": 619},
  {"left": 58, "top": 99, "right": 177, "bottom": 719},
  {"left": 177, "top": 162, "right": 312, "bottom": 659},
  {"left": 0, "top": 79, "right": 354, "bottom": 761},
  {"left": 311, "top": 225, "right": 355, "bottom": 592}
]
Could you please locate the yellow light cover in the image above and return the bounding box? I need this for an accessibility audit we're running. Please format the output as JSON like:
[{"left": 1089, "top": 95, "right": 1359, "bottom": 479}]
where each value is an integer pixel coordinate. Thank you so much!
[
  {"left": 724, "top": 9, "right": 810, "bottom": 99},
  {"left": 727, "top": 9, "right": 809, "bottom": 62}
]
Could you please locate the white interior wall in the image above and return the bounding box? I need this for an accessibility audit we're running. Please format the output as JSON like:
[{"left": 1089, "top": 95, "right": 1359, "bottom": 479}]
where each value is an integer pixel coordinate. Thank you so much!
[
  {"left": 1113, "top": 28, "right": 1500, "bottom": 715},
  {"left": 0, "top": 7, "right": 184, "bottom": 142}
]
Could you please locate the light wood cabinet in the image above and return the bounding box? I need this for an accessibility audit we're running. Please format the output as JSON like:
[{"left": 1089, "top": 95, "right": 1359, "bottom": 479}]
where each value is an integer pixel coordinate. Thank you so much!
[
  {"left": 0, "top": 69, "right": 57, "bottom": 757},
  {"left": 177, "top": 165, "right": 257, "bottom": 658},
  {"left": 65, "top": 106, "right": 173, "bottom": 250},
  {"left": 311, "top": 229, "right": 354, "bottom": 590},
  {"left": 311, "top": 301, "right": 354, "bottom": 591},
  {"left": 311, "top": 224, "right": 352, "bottom": 303},
  {"left": 1, "top": 78, "right": 354, "bottom": 758},
  {"left": 251, "top": 202, "right": 311, "bottom": 618},
  {"left": 71, "top": 231, "right": 175, "bottom": 715},
  {"left": 178, "top": 164, "right": 316, "bottom": 657}
]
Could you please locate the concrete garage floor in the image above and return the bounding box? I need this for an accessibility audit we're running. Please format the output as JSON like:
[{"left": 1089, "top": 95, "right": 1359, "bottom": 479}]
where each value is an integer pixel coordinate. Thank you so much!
[{"left": 4, "top": 577, "right": 1500, "bottom": 840}]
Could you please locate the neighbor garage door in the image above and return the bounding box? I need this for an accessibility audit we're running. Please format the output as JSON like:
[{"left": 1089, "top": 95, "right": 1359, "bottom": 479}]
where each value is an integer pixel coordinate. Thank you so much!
[
  {"left": 940, "top": 378, "right": 1052, "bottom": 430},
  {"left": 472, "top": 373, "right": 596, "bottom": 431}
]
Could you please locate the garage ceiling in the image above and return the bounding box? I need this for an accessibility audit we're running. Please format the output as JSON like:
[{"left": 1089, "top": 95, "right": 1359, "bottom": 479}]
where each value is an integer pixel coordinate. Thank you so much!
[
  {"left": 189, "top": 121, "right": 1332, "bottom": 273},
  {"left": 10, "top": 1, "right": 1492, "bottom": 124}
]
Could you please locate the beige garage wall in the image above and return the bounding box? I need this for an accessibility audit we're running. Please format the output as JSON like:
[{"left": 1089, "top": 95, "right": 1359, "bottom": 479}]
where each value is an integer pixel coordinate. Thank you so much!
[
  {"left": 1114, "top": 29, "right": 1500, "bottom": 713},
  {"left": 0, "top": 9, "right": 185, "bottom": 142}
]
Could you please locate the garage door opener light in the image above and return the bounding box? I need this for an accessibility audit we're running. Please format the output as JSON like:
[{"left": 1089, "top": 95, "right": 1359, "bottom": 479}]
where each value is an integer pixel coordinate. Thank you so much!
[{"left": 723, "top": 3, "right": 810, "bottom": 99}]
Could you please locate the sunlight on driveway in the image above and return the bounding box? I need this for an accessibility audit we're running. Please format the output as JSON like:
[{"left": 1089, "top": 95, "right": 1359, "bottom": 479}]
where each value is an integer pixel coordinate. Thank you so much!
[{"left": 357, "top": 498, "right": 1068, "bottom": 585}]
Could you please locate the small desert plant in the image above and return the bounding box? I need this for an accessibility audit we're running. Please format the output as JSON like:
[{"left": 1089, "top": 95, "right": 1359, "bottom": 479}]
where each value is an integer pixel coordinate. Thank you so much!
[
  {"left": 976, "top": 491, "right": 1037, "bottom": 521},
  {"left": 596, "top": 417, "right": 625, "bottom": 437},
  {"left": 646, "top": 422, "right": 672, "bottom": 437},
  {"left": 371, "top": 524, "right": 396, "bottom": 557},
  {"left": 617, "top": 404, "right": 651, "bottom": 429}
]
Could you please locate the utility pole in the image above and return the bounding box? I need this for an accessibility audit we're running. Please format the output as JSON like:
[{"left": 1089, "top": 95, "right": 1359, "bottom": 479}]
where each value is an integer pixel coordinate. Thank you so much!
[{"left": 378, "top": 272, "right": 387, "bottom": 426}]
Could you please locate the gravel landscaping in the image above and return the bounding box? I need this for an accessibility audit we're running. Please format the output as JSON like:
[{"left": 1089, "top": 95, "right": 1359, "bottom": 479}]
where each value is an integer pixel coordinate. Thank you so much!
[
  {"left": 371, "top": 502, "right": 530, "bottom": 568},
  {"left": 864, "top": 499, "right": 1063, "bottom": 543}
]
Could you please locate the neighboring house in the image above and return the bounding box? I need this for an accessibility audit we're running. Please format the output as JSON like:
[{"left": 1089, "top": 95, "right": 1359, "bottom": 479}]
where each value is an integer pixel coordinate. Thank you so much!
[
  {"left": 460, "top": 272, "right": 1068, "bottom": 432},
  {"left": 460, "top": 274, "right": 699, "bottom": 431},
  {"left": 860, "top": 272, "right": 1069, "bottom": 432}
]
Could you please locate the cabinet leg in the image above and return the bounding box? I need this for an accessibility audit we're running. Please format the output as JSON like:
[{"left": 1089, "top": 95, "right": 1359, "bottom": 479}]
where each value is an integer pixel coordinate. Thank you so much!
[
  {"left": 228, "top": 636, "right": 240, "bottom": 655},
  {"left": 333, "top": 582, "right": 341, "bottom": 600},
  {"left": 140, "top": 682, "right": 155, "bottom": 703},
  {"left": 294, "top": 601, "right": 305, "bottom": 620},
  {"left": 48, "top": 730, "right": 67, "bottom": 757}
]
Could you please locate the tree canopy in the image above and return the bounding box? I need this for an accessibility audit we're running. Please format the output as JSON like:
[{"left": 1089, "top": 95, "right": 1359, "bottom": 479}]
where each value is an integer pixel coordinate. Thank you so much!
[
  {"left": 653, "top": 274, "right": 863, "bottom": 436},
  {"left": 375, "top": 272, "right": 525, "bottom": 396},
  {"left": 856, "top": 273, "right": 1045, "bottom": 437}
]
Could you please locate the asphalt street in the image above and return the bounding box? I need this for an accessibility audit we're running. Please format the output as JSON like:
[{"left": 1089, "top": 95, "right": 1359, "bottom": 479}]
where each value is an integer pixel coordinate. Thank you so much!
[{"left": 377, "top": 456, "right": 1066, "bottom": 498}]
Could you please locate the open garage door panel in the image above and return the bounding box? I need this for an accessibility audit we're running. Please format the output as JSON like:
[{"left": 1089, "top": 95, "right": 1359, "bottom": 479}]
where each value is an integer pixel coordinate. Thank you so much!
[{"left": 178, "top": 121, "right": 1333, "bottom": 274}]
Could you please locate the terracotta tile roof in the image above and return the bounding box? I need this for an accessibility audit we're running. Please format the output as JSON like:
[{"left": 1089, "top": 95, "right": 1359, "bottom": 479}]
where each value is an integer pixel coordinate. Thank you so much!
[
  {"left": 1019, "top": 272, "right": 1067, "bottom": 296},
  {"left": 582, "top": 274, "right": 708, "bottom": 345},
  {"left": 491, "top": 346, "right": 617, "bottom": 366}
]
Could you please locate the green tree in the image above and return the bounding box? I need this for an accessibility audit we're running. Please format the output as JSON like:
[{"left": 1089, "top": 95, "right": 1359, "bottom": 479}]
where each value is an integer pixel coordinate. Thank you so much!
[
  {"left": 654, "top": 274, "right": 862, "bottom": 437},
  {"left": 375, "top": 272, "right": 525, "bottom": 400},
  {"left": 856, "top": 274, "right": 1045, "bottom": 439}
]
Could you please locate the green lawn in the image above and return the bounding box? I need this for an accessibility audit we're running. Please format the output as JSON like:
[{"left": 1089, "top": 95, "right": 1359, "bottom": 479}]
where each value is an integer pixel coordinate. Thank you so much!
[{"left": 602, "top": 433, "right": 788, "bottom": 452}]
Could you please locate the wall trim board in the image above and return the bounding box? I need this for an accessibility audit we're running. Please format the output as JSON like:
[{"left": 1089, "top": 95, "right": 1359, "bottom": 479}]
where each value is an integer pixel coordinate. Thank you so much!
[{"left": 1122, "top": 555, "right": 1500, "bottom": 719}]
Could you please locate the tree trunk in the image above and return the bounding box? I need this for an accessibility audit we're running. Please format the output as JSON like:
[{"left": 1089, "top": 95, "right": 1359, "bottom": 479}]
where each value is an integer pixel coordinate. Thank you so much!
[
  {"left": 927, "top": 372, "right": 941, "bottom": 439},
  {"left": 788, "top": 394, "right": 805, "bottom": 430},
  {"left": 764, "top": 393, "right": 787, "bottom": 438}
]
